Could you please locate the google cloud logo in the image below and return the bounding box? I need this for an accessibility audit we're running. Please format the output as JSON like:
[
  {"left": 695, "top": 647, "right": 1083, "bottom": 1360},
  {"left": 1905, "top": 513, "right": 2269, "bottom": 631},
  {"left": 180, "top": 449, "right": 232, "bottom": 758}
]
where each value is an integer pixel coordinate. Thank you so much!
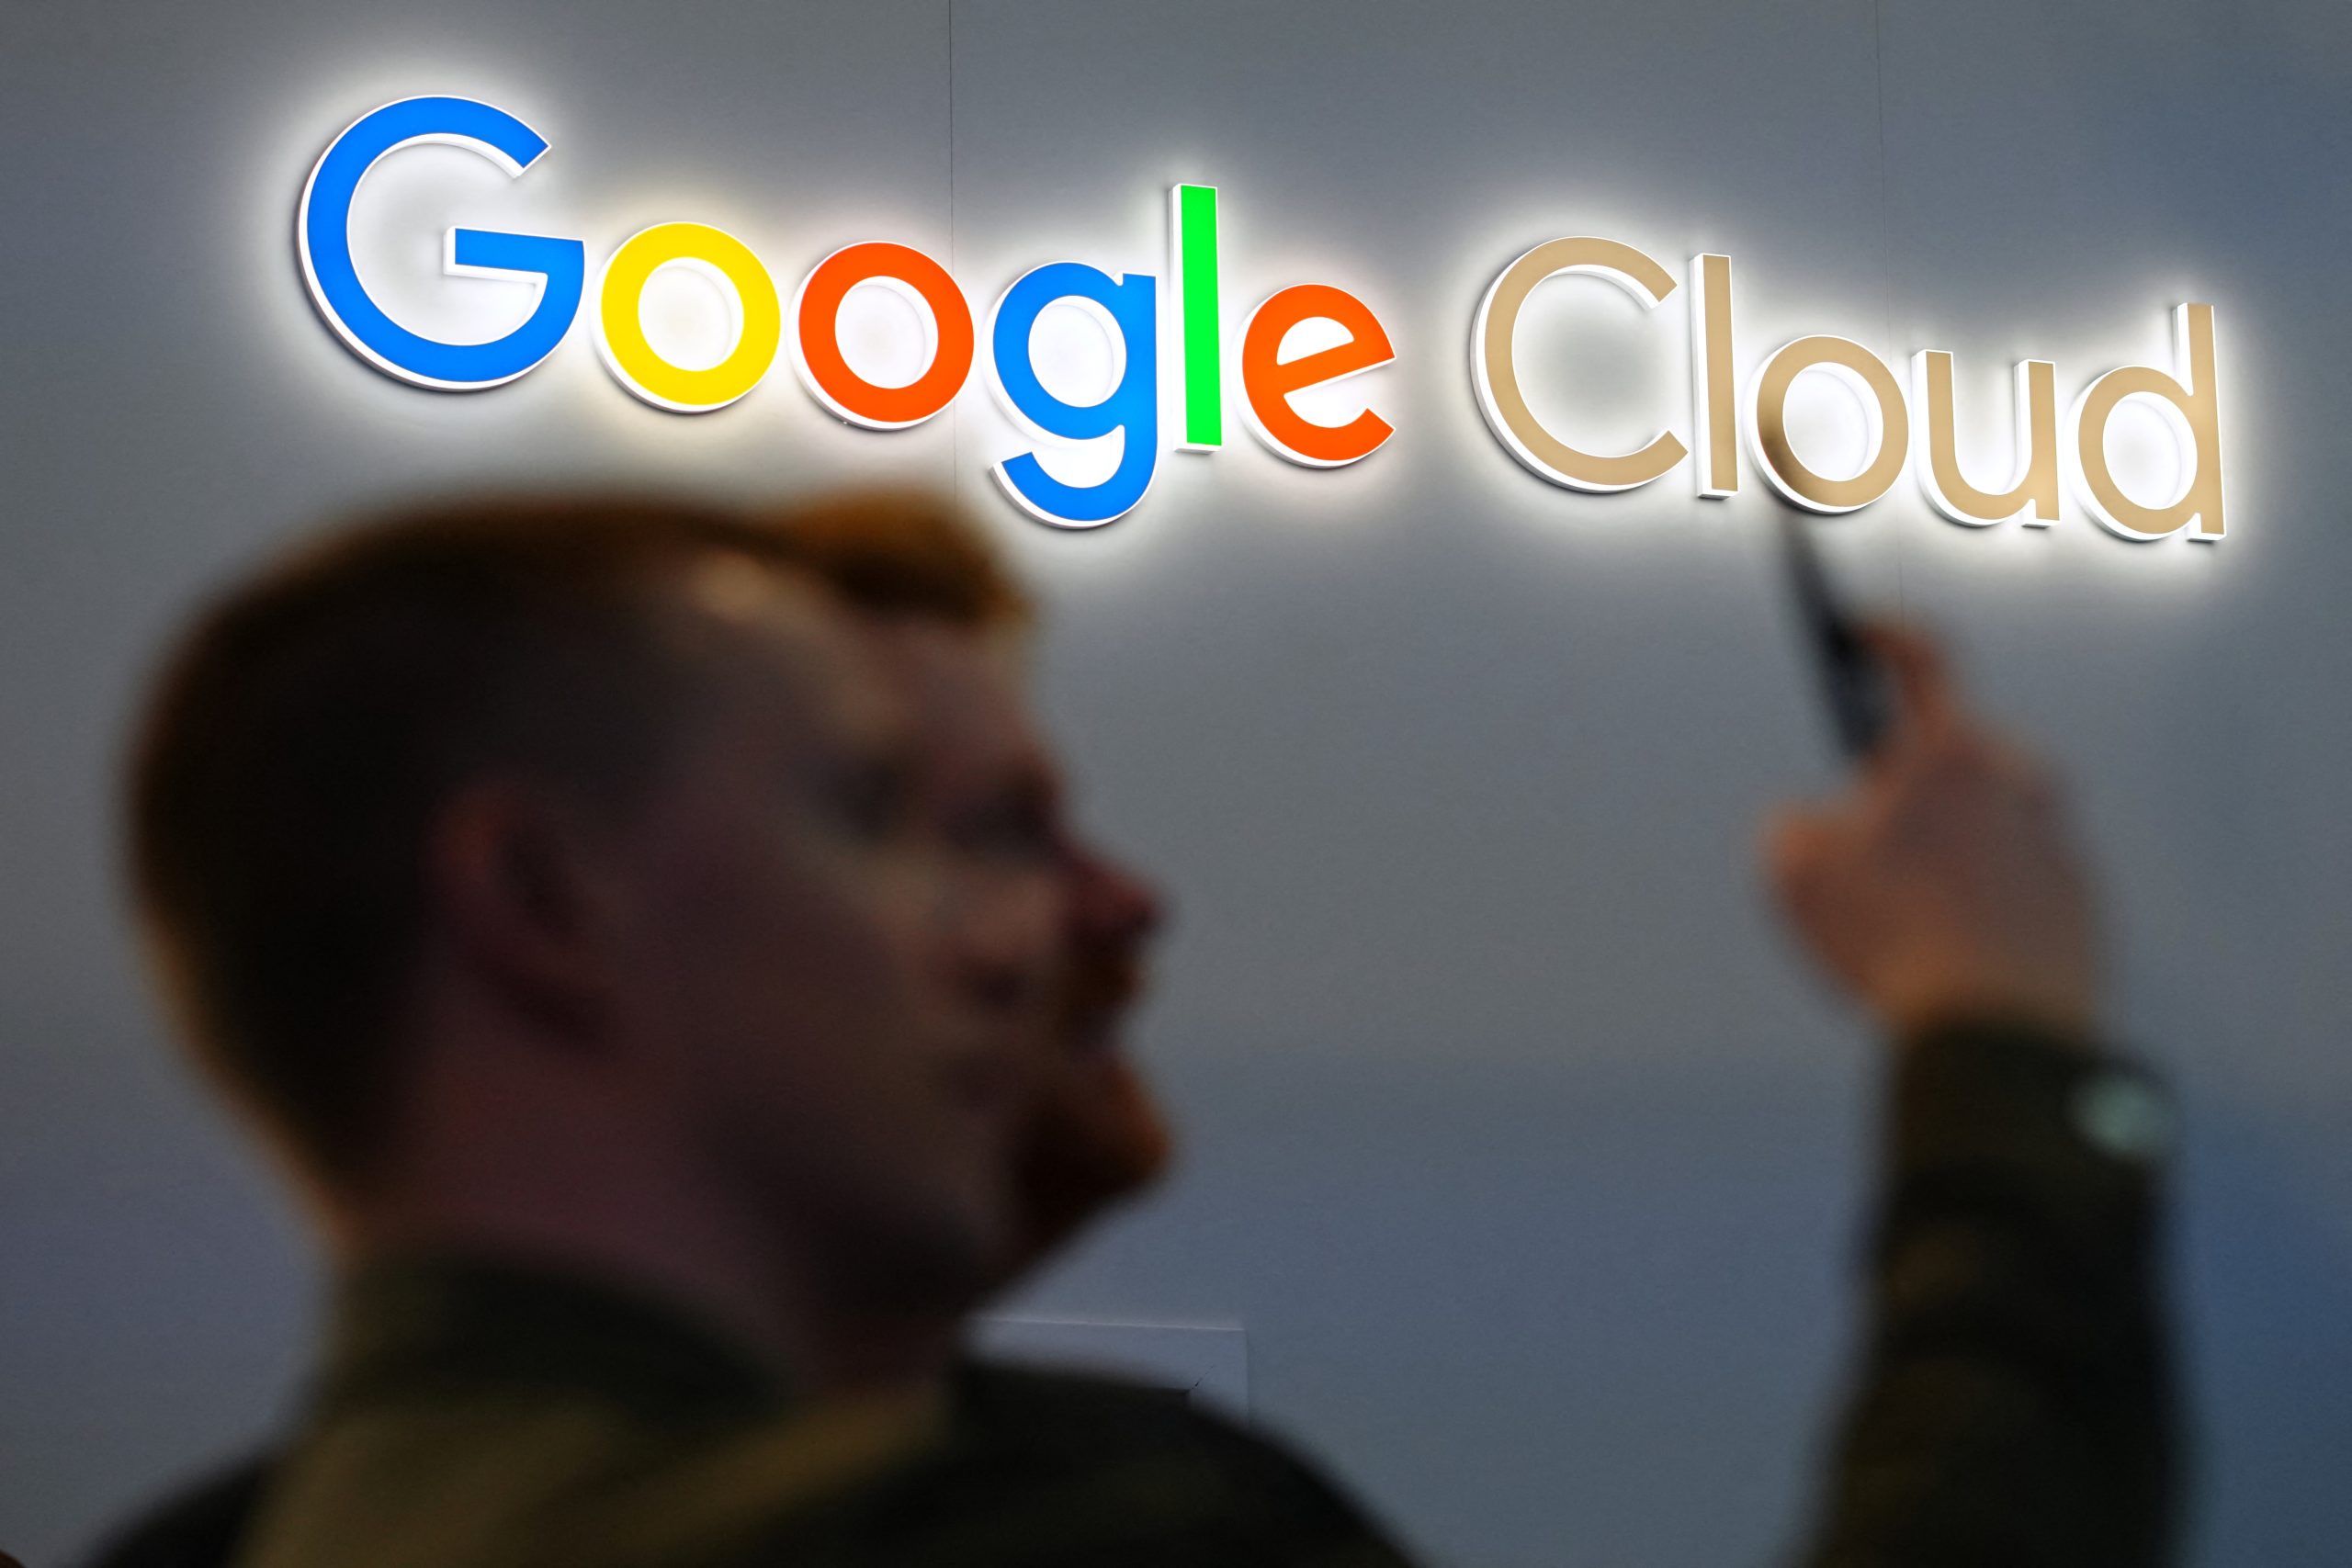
[{"left": 301, "top": 95, "right": 2228, "bottom": 542}]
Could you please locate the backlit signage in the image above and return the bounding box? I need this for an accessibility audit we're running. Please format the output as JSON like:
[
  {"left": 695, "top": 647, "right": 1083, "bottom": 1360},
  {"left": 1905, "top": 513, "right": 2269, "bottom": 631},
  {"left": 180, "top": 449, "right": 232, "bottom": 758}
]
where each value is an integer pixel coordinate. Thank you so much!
[{"left": 299, "top": 96, "right": 2225, "bottom": 542}]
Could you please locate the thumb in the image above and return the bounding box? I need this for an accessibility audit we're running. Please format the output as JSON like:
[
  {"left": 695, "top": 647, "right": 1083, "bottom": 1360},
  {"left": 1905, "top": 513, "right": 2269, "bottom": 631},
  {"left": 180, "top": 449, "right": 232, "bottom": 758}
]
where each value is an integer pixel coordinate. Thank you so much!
[{"left": 1761, "top": 805, "right": 1838, "bottom": 899}]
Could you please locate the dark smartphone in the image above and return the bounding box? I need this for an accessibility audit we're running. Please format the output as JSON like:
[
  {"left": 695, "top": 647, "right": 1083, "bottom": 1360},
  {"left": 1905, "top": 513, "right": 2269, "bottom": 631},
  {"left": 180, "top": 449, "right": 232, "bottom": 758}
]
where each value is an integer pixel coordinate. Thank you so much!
[{"left": 1779, "top": 516, "right": 1891, "bottom": 761}]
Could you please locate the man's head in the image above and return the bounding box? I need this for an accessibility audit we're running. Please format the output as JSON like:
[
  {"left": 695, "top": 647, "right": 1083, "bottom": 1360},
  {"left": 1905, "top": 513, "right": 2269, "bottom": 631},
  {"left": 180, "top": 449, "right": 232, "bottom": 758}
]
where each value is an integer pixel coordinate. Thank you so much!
[{"left": 128, "top": 497, "right": 1049, "bottom": 1311}]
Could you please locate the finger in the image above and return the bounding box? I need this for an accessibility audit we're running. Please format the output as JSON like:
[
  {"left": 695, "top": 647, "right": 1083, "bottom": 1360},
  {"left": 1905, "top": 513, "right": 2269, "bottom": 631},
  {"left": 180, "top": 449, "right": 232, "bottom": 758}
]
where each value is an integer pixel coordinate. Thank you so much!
[
  {"left": 1971, "top": 728, "right": 2052, "bottom": 795},
  {"left": 1761, "top": 805, "right": 1837, "bottom": 894},
  {"left": 1926, "top": 713, "right": 2055, "bottom": 812},
  {"left": 1861, "top": 619, "right": 1963, "bottom": 737}
]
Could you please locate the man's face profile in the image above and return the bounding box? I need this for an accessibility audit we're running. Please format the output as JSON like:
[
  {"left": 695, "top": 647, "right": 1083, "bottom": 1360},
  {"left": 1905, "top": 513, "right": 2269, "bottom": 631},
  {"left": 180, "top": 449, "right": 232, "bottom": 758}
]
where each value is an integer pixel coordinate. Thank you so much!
[
  {"left": 581, "top": 559, "right": 1044, "bottom": 1294},
  {"left": 857, "top": 616, "right": 1172, "bottom": 1266},
  {"left": 563, "top": 561, "right": 1170, "bottom": 1300}
]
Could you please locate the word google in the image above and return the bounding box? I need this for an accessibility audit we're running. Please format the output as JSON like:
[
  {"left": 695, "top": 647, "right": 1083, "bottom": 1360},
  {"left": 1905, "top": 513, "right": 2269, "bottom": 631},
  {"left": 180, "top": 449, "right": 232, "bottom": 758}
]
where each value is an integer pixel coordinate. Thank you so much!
[{"left": 300, "top": 95, "right": 2225, "bottom": 541}]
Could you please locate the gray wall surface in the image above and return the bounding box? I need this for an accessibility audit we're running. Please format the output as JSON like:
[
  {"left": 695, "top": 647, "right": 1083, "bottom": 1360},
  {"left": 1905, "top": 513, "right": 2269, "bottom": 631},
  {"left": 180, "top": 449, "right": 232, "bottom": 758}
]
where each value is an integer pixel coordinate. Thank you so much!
[{"left": 6, "top": 2, "right": 2348, "bottom": 1563}]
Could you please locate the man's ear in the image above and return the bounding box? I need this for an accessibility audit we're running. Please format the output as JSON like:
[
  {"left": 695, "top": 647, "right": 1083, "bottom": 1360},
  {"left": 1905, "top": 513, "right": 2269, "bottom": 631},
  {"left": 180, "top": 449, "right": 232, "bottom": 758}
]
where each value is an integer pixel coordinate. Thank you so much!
[{"left": 424, "top": 779, "right": 626, "bottom": 1044}]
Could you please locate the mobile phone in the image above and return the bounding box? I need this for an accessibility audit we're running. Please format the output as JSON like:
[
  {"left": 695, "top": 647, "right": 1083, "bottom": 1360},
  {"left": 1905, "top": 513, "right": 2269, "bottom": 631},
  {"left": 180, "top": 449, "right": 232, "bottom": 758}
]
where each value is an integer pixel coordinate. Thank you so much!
[{"left": 1779, "top": 516, "right": 1891, "bottom": 761}]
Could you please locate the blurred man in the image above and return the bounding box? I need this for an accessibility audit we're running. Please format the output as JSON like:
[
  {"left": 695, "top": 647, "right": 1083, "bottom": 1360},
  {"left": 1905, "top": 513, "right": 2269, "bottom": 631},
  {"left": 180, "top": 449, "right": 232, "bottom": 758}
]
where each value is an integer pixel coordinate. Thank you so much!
[
  {"left": 92, "top": 493, "right": 2174, "bottom": 1568},
  {"left": 89, "top": 494, "right": 1175, "bottom": 1568}
]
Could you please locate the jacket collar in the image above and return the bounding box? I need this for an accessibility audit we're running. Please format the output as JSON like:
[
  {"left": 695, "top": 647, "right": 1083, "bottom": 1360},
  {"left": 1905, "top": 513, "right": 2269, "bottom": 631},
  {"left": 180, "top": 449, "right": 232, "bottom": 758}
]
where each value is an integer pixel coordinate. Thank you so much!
[{"left": 315, "top": 1252, "right": 796, "bottom": 1425}]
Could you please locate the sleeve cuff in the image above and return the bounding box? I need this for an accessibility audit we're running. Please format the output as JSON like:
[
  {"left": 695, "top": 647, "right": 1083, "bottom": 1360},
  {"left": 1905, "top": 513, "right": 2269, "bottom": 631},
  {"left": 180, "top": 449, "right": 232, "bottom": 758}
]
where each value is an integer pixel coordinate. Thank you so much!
[
  {"left": 1875, "top": 1018, "right": 2173, "bottom": 1279},
  {"left": 1894, "top": 1017, "right": 2174, "bottom": 1173}
]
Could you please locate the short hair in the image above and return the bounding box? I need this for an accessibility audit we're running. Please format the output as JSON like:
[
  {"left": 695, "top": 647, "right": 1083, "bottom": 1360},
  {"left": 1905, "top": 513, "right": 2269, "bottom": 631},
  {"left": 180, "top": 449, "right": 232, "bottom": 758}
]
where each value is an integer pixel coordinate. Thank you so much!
[
  {"left": 762, "top": 488, "right": 1030, "bottom": 632},
  {"left": 128, "top": 490, "right": 1023, "bottom": 1186}
]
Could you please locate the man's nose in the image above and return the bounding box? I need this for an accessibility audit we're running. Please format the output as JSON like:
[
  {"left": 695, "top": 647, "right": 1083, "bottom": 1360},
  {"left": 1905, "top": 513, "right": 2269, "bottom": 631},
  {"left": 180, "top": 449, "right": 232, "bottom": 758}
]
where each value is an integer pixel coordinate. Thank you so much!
[{"left": 1069, "top": 840, "right": 1165, "bottom": 946}]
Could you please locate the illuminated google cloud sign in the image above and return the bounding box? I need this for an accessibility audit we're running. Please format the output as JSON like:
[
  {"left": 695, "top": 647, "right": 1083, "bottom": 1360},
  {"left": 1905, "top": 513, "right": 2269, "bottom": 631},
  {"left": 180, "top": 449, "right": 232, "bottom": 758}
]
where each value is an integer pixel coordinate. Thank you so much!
[{"left": 300, "top": 96, "right": 2224, "bottom": 541}]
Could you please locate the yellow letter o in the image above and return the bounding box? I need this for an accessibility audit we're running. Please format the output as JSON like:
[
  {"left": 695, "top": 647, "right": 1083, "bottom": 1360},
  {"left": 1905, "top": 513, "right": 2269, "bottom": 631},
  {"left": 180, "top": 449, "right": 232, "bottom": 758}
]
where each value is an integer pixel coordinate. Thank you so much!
[{"left": 594, "top": 222, "right": 781, "bottom": 412}]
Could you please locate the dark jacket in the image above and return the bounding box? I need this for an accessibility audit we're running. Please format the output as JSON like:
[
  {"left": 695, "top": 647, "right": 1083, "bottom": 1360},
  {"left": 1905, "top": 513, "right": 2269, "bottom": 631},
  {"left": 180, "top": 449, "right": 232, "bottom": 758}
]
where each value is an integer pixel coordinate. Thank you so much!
[{"left": 82, "top": 1021, "right": 2177, "bottom": 1568}]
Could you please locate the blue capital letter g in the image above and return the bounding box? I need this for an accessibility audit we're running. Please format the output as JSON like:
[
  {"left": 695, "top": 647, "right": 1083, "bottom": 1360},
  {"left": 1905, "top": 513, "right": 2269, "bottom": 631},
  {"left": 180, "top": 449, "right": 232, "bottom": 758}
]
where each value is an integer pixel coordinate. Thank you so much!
[{"left": 299, "top": 96, "right": 584, "bottom": 389}]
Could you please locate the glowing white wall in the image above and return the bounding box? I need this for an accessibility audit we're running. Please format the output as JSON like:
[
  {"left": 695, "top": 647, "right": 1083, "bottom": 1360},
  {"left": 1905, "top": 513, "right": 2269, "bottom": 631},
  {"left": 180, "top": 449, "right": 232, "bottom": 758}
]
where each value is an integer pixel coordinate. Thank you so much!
[{"left": 5, "top": 4, "right": 2349, "bottom": 1564}]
